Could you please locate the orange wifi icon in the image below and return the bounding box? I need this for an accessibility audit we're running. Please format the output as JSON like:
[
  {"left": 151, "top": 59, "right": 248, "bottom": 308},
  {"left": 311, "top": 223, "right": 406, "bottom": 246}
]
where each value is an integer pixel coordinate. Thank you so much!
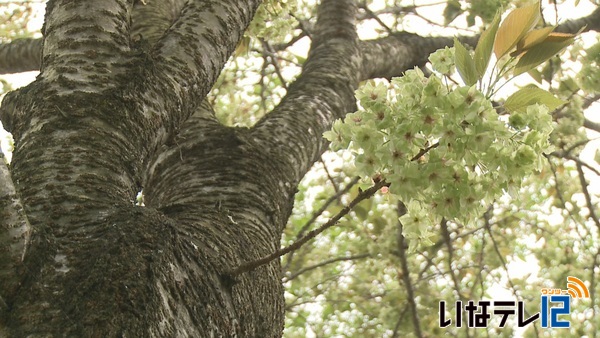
[{"left": 567, "top": 276, "right": 590, "bottom": 299}]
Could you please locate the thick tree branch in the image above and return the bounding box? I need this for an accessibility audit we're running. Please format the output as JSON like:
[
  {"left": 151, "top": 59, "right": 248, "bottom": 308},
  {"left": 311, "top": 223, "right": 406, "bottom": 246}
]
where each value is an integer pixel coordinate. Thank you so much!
[
  {"left": 149, "top": 0, "right": 261, "bottom": 120},
  {"left": 585, "top": 118, "right": 600, "bottom": 133},
  {"left": 0, "top": 0, "right": 185, "bottom": 75},
  {"left": 359, "top": 33, "right": 476, "bottom": 81},
  {"left": 0, "top": 38, "right": 41, "bottom": 74},
  {"left": 2, "top": 4, "right": 598, "bottom": 78},
  {"left": 1, "top": 0, "right": 262, "bottom": 209},
  {"left": 555, "top": 6, "right": 600, "bottom": 34},
  {"left": 365, "top": 4, "right": 600, "bottom": 79},
  {"left": 40, "top": 0, "right": 133, "bottom": 93},
  {"left": 0, "top": 0, "right": 146, "bottom": 229},
  {"left": 118, "top": 0, "right": 263, "bottom": 172},
  {"left": 141, "top": 97, "right": 289, "bottom": 337},
  {"left": 251, "top": 0, "right": 360, "bottom": 186}
]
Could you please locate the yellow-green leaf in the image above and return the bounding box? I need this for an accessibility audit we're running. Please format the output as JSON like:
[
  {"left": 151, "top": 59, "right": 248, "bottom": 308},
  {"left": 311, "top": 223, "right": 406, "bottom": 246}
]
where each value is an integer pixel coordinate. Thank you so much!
[
  {"left": 545, "top": 31, "right": 578, "bottom": 42},
  {"left": 454, "top": 38, "right": 478, "bottom": 86},
  {"left": 234, "top": 36, "right": 251, "bottom": 57},
  {"left": 512, "top": 26, "right": 555, "bottom": 56},
  {"left": 513, "top": 35, "right": 574, "bottom": 75},
  {"left": 474, "top": 11, "right": 501, "bottom": 78},
  {"left": 504, "top": 86, "right": 567, "bottom": 113},
  {"left": 558, "top": 77, "right": 580, "bottom": 93},
  {"left": 494, "top": 1, "right": 540, "bottom": 58},
  {"left": 527, "top": 68, "right": 543, "bottom": 84}
]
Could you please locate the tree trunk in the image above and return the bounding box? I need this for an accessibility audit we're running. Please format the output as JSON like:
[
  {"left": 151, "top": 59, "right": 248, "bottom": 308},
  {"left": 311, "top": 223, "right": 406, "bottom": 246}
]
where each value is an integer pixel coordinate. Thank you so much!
[
  {"left": 0, "top": 0, "right": 288, "bottom": 336},
  {"left": 0, "top": 0, "right": 361, "bottom": 335}
]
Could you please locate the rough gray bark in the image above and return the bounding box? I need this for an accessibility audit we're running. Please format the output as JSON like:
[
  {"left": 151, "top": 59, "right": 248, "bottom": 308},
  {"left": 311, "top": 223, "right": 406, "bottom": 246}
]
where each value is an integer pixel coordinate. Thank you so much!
[
  {"left": 0, "top": 0, "right": 272, "bottom": 336},
  {"left": 0, "top": 0, "right": 599, "bottom": 336},
  {"left": 0, "top": 148, "right": 31, "bottom": 312}
]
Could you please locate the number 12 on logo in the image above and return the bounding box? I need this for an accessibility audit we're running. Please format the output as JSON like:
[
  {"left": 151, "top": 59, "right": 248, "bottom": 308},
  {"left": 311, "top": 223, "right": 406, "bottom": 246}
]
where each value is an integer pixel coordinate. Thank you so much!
[{"left": 540, "top": 295, "right": 570, "bottom": 328}]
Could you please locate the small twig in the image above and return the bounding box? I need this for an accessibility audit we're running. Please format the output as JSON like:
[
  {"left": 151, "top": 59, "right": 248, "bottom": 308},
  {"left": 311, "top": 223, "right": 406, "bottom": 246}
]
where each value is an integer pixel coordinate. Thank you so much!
[
  {"left": 250, "top": 47, "right": 301, "bottom": 65},
  {"left": 320, "top": 156, "right": 340, "bottom": 194},
  {"left": 356, "top": 2, "right": 447, "bottom": 21},
  {"left": 229, "top": 180, "right": 386, "bottom": 276},
  {"left": 284, "top": 273, "right": 343, "bottom": 310},
  {"left": 545, "top": 155, "right": 583, "bottom": 226},
  {"left": 410, "top": 142, "right": 439, "bottom": 161},
  {"left": 396, "top": 201, "right": 423, "bottom": 338},
  {"left": 391, "top": 305, "right": 410, "bottom": 338},
  {"left": 358, "top": 2, "right": 393, "bottom": 34},
  {"left": 483, "top": 207, "right": 540, "bottom": 337},
  {"left": 271, "top": 30, "right": 308, "bottom": 51},
  {"left": 289, "top": 14, "right": 313, "bottom": 40},
  {"left": 561, "top": 138, "right": 592, "bottom": 155},
  {"left": 441, "top": 217, "right": 472, "bottom": 338},
  {"left": 261, "top": 39, "right": 289, "bottom": 91},
  {"left": 474, "top": 227, "right": 487, "bottom": 299},
  {"left": 297, "top": 176, "right": 360, "bottom": 240},
  {"left": 576, "top": 162, "right": 600, "bottom": 232},
  {"left": 283, "top": 253, "right": 370, "bottom": 282},
  {"left": 258, "top": 53, "right": 268, "bottom": 112},
  {"left": 562, "top": 154, "right": 600, "bottom": 176},
  {"left": 282, "top": 176, "right": 360, "bottom": 272},
  {"left": 440, "top": 218, "right": 460, "bottom": 295}
]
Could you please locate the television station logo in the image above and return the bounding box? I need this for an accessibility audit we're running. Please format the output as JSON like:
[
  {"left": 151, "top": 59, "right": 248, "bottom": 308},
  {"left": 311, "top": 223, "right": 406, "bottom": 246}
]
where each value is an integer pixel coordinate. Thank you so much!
[{"left": 439, "top": 276, "right": 590, "bottom": 329}]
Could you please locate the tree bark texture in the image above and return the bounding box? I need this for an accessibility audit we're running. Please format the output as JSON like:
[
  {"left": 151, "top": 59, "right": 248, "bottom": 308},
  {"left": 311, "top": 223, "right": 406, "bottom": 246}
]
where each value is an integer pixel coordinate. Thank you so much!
[{"left": 0, "top": 0, "right": 598, "bottom": 336}]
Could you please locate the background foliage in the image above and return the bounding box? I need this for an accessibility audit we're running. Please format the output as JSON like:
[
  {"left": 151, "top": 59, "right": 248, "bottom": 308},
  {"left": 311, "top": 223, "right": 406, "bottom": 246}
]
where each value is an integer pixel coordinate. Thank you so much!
[{"left": 2, "top": 0, "right": 600, "bottom": 337}]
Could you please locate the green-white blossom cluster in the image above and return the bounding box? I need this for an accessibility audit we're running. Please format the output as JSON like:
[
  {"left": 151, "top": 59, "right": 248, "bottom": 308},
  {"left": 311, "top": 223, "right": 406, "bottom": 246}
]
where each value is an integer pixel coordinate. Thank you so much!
[
  {"left": 324, "top": 50, "right": 554, "bottom": 229},
  {"left": 428, "top": 47, "right": 455, "bottom": 75},
  {"left": 578, "top": 41, "right": 600, "bottom": 94},
  {"left": 246, "top": 0, "right": 298, "bottom": 42}
]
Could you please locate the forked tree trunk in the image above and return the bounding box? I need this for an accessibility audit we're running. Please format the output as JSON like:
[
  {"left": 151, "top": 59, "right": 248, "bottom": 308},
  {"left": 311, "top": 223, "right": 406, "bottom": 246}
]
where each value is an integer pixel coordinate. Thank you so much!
[
  {"left": 0, "top": 0, "right": 361, "bottom": 336},
  {"left": 1, "top": 0, "right": 596, "bottom": 336},
  {"left": 0, "top": 0, "right": 290, "bottom": 336}
]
